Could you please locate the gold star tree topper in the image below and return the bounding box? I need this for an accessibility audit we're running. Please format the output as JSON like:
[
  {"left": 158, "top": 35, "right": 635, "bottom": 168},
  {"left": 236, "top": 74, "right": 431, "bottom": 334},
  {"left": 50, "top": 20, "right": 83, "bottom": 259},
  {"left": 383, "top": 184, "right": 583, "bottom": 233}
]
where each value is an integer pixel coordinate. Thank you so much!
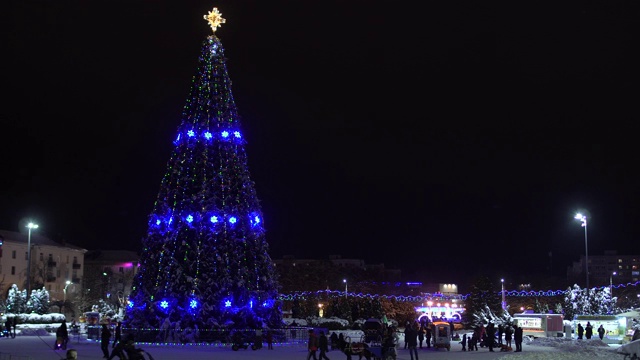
[{"left": 204, "top": 7, "right": 226, "bottom": 33}]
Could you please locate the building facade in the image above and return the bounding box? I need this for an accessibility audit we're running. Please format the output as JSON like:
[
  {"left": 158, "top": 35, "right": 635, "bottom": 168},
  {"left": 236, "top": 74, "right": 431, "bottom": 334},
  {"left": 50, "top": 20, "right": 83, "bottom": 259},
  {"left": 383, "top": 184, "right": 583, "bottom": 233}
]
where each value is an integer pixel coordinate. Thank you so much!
[
  {"left": 83, "top": 250, "right": 139, "bottom": 309},
  {"left": 0, "top": 229, "right": 87, "bottom": 302},
  {"left": 567, "top": 251, "right": 640, "bottom": 287}
]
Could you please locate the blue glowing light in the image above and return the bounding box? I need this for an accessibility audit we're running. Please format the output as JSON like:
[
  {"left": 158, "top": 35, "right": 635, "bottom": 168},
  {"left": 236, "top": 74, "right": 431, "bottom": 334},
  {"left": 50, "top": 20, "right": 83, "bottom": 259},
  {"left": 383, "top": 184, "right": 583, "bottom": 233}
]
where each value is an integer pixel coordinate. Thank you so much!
[
  {"left": 229, "top": 217, "right": 237, "bottom": 224},
  {"left": 221, "top": 131, "right": 229, "bottom": 138},
  {"left": 128, "top": 301, "right": 134, "bottom": 308},
  {"left": 210, "top": 216, "right": 219, "bottom": 223},
  {"left": 204, "top": 131, "right": 212, "bottom": 140},
  {"left": 225, "top": 300, "right": 232, "bottom": 308},
  {"left": 160, "top": 300, "right": 169, "bottom": 309},
  {"left": 249, "top": 300, "right": 253, "bottom": 308},
  {"left": 156, "top": 219, "right": 161, "bottom": 226},
  {"left": 175, "top": 134, "right": 181, "bottom": 142},
  {"left": 187, "top": 130, "right": 195, "bottom": 137},
  {"left": 233, "top": 131, "right": 241, "bottom": 138},
  {"left": 186, "top": 215, "right": 194, "bottom": 223},
  {"left": 190, "top": 299, "right": 199, "bottom": 309}
]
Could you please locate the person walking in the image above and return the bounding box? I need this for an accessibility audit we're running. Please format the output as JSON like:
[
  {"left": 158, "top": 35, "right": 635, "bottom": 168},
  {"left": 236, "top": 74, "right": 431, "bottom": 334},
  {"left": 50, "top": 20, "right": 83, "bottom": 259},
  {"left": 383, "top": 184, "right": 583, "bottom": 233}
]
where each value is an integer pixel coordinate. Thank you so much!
[
  {"left": 597, "top": 325, "right": 605, "bottom": 340},
  {"left": 318, "top": 331, "right": 330, "bottom": 360},
  {"left": 406, "top": 323, "right": 419, "bottom": 360},
  {"left": 498, "top": 324, "right": 504, "bottom": 346},
  {"left": 577, "top": 323, "right": 584, "bottom": 340},
  {"left": 514, "top": 325, "right": 523, "bottom": 352},
  {"left": 307, "top": 329, "right": 319, "bottom": 360},
  {"left": 585, "top": 322, "right": 593, "bottom": 339},
  {"left": 112, "top": 321, "right": 122, "bottom": 349},
  {"left": 418, "top": 323, "right": 425, "bottom": 348},
  {"left": 101, "top": 324, "right": 112, "bottom": 358}
]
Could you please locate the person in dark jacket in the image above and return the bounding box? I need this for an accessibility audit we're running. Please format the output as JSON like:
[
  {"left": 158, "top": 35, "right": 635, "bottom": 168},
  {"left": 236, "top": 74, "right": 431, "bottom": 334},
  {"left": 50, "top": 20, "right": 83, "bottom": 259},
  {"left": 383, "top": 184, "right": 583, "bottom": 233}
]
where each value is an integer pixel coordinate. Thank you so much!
[
  {"left": 577, "top": 323, "right": 584, "bottom": 339},
  {"left": 101, "top": 324, "right": 112, "bottom": 358},
  {"left": 318, "top": 331, "right": 330, "bottom": 360},
  {"left": 307, "top": 330, "right": 319, "bottom": 360},
  {"left": 460, "top": 333, "right": 467, "bottom": 351},
  {"left": 425, "top": 322, "right": 432, "bottom": 348},
  {"left": 418, "top": 324, "right": 425, "bottom": 348},
  {"left": 514, "top": 325, "right": 523, "bottom": 352},
  {"left": 112, "top": 321, "right": 122, "bottom": 349},
  {"left": 597, "top": 325, "right": 605, "bottom": 340},
  {"left": 330, "top": 332, "right": 338, "bottom": 350},
  {"left": 406, "top": 323, "right": 419, "bottom": 360},
  {"left": 585, "top": 322, "right": 593, "bottom": 339},
  {"left": 504, "top": 325, "right": 513, "bottom": 348},
  {"left": 498, "top": 324, "right": 504, "bottom": 345},
  {"left": 486, "top": 322, "right": 496, "bottom": 352},
  {"left": 56, "top": 322, "right": 69, "bottom": 350}
]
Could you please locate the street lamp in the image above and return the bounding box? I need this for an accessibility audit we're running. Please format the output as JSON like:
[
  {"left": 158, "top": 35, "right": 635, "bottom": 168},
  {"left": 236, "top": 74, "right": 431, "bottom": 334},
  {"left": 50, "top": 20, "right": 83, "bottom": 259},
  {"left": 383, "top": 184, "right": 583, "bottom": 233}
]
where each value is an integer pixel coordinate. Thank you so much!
[
  {"left": 610, "top": 272, "right": 617, "bottom": 296},
  {"left": 63, "top": 281, "right": 72, "bottom": 314},
  {"left": 501, "top": 278, "right": 506, "bottom": 310},
  {"left": 64, "top": 280, "right": 72, "bottom": 301},
  {"left": 574, "top": 213, "right": 589, "bottom": 289},
  {"left": 343, "top": 279, "right": 347, "bottom": 298},
  {"left": 26, "top": 222, "right": 39, "bottom": 296}
]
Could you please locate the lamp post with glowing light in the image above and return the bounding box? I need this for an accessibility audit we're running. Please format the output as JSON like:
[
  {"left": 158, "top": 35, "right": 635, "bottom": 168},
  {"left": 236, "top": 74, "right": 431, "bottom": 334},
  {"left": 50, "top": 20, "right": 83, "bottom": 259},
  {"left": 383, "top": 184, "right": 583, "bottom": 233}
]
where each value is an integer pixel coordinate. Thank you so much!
[
  {"left": 63, "top": 281, "right": 72, "bottom": 314},
  {"left": 501, "top": 278, "right": 506, "bottom": 310},
  {"left": 610, "top": 272, "right": 617, "bottom": 297},
  {"left": 574, "top": 213, "right": 589, "bottom": 289},
  {"left": 343, "top": 279, "right": 347, "bottom": 298},
  {"left": 26, "top": 222, "right": 39, "bottom": 296}
]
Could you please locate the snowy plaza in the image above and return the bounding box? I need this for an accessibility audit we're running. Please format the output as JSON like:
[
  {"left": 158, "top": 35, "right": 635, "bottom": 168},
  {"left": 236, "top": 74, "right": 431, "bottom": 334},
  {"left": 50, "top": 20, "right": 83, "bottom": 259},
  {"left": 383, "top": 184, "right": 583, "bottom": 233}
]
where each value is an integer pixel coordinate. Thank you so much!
[{"left": 0, "top": 328, "right": 631, "bottom": 360}]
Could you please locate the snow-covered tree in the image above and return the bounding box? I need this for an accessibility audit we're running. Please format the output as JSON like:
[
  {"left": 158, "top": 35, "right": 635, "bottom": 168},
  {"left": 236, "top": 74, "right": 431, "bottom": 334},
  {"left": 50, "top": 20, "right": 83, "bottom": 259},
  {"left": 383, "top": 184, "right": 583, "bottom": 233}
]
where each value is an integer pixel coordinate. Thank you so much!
[
  {"left": 5, "top": 284, "right": 27, "bottom": 313},
  {"left": 463, "top": 276, "right": 503, "bottom": 328},
  {"left": 473, "top": 304, "right": 514, "bottom": 327},
  {"left": 563, "top": 284, "right": 616, "bottom": 319},
  {"left": 26, "top": 287, "right": 50, "bottom": 314},
  {"left": 96, "top": 299, "right": 119, "bottom": 321}
]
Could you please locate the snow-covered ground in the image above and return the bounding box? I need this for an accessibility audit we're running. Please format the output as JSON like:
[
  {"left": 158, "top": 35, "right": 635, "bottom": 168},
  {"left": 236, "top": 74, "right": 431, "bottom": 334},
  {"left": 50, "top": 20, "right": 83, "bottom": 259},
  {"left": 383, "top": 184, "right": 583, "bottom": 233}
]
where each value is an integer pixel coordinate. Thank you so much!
[{"left": 0, "top": 326, "right": 629, "bottom": 360}]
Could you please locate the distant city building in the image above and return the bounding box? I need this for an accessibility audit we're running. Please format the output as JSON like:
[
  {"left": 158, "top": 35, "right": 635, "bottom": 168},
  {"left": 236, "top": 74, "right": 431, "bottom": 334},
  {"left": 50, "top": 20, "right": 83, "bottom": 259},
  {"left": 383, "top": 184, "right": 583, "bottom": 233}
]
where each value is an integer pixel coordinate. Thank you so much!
[
  {"left": 273, "top": 254, "right": 457, "bottom": 296},
  {"left": 567, "top": 251, "right": 640, "bottom": 286},
  {"left": 84, "top": 250, "right": 140, "bottom": 310},
  {"left": 0, "top": 229, "right": 87, "bottom": 302}
]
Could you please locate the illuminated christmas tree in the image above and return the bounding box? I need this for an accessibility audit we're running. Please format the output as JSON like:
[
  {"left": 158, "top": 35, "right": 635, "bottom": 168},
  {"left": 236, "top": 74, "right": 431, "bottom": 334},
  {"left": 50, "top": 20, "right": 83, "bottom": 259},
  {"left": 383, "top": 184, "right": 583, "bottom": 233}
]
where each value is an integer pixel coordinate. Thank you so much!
[{"left": 126, "top": 7, "right": 281, "bottom": 332}]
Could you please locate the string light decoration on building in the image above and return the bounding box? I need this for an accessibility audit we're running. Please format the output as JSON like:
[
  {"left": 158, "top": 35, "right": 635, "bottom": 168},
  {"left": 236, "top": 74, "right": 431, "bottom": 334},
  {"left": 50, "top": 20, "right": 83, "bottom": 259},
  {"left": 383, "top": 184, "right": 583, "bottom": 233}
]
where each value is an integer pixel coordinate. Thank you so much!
[{"left": 126, "top": 6, "right": 280, "bottom": 332}]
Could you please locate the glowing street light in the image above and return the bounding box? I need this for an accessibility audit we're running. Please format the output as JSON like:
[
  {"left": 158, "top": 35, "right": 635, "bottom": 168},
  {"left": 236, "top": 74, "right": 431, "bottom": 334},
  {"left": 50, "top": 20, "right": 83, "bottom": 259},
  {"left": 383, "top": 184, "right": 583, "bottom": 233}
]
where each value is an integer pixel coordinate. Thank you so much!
[
  {"left": 26, "top": 222, "right": 39, "bottom": 296},
  {"left": 64, "top": 280, "right": 72, "bottom": 301},
  {"left": 574, "top": 213, "right": 589, "bottom": 289},
  {"left": 610, "top": 271, "right": 617, "bottom": 296},
  {"left": 343, "top": 279, "right": 347, "bottom": 298},
  {"left": 501, "top": 278, "right": 506, "bottom": 310},
  {"left": 63, "top": 281, "right": 72, "bottom": 314}
]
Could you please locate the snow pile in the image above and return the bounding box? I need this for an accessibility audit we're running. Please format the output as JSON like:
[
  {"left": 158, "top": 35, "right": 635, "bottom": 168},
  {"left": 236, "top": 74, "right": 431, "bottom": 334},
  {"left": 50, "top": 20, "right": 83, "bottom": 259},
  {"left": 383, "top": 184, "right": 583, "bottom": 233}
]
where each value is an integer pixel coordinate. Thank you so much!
[
  {"left": 617, "top": 339, "right": 640, "bottom": 358},
  {"left": 501, "top": 337, "right": 618, "bottom": 359}
]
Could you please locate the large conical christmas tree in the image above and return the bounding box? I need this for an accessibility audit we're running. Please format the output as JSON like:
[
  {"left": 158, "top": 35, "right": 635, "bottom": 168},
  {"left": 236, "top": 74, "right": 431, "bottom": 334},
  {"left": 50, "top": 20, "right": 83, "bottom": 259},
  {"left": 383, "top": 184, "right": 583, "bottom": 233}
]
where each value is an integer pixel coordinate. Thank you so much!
[{"left": 126, "top": 7, "right": 281, "bottom": 331}]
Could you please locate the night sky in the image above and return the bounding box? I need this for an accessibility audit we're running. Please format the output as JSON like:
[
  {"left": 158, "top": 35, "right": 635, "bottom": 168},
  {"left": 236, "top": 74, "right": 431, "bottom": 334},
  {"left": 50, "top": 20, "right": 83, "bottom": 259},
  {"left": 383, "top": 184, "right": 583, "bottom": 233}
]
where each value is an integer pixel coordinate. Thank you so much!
[{"left": 4, "top": 1, "right": 640, "bottom": 287}]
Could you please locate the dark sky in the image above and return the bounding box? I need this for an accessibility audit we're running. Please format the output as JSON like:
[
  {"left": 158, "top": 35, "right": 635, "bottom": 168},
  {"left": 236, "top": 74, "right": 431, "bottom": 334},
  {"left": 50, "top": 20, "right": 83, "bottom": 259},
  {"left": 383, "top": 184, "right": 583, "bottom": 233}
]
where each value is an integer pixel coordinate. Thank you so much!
[{"left": 4, "top": 1, "right": 640, "bottom": 286}]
